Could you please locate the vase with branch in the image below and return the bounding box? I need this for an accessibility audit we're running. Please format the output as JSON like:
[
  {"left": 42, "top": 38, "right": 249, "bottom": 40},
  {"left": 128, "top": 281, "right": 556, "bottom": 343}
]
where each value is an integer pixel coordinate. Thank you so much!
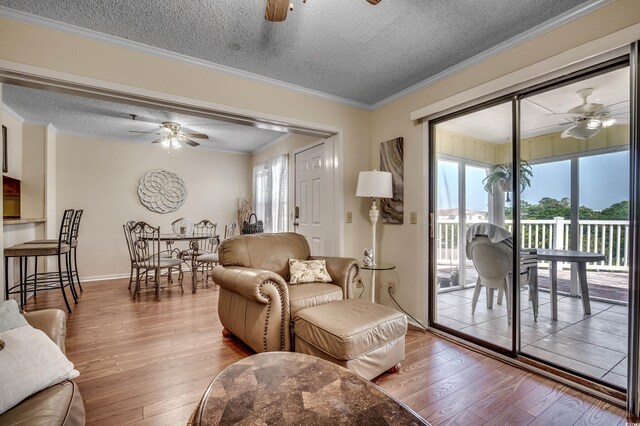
[{"left": 235, "top": 196, "right": 253, "bottom": 229}]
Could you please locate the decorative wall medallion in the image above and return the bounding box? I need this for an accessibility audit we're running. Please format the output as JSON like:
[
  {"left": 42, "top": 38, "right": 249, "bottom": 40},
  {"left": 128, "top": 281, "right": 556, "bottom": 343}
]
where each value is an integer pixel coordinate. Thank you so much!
[{"left": 138, "top": 170, "right": 187, "bottom": 213}]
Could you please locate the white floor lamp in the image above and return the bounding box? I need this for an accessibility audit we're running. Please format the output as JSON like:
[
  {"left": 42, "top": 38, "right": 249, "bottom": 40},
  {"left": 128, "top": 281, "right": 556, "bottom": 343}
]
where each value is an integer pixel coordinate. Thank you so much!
[{"left": 357, "top": 170, "right": 393, "bottom": 301}]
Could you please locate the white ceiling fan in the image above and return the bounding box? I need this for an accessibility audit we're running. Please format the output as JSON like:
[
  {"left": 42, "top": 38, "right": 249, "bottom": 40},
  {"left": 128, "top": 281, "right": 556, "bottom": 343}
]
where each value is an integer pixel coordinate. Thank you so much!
[
  {"left": 129, "top": 122, "right": 209, "bottom": 150},
  {"left": 265, "top": 0, "right": 380, "bottom": 22},
  {"left": 552, "top": 88, "right": 629, "bottom": 140}
]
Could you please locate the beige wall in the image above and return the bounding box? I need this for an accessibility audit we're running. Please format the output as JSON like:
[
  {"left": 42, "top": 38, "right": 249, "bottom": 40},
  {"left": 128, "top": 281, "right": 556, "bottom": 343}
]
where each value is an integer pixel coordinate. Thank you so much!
[
  {"left": 371, "top": 0, "right": 640, "bottom": 318},
  {"left": 21, "top": 123, "right": 46, "bottom": 218},
  {"left": 56, "top": 133, "right": 252, "bottom": 279}
]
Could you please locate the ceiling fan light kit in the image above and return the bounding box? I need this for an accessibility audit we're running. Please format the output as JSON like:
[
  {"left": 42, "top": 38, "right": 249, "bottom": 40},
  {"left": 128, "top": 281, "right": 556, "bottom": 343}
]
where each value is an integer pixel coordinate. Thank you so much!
[
  {"left": 129, "top": 121, "right": 208, "bottom": 152},
  {"left": 553, "top": 87, "right": 628, "bottom": 141},
  {"left": 265, "top": 0, "right": 380, "bottom": 22}
]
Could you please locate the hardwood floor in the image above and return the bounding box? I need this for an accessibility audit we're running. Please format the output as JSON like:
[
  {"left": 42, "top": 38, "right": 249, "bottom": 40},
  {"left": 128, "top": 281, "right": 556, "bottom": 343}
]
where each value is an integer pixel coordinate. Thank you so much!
[{"left": 24, "top": 276, "right": 636, "bottom": 425}]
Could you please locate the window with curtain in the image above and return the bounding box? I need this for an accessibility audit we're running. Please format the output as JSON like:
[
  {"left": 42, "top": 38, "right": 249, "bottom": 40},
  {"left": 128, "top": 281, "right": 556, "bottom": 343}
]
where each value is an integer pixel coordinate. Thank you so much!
[{"left": 253, "top": 155, "right": 288, "bottom": 233}]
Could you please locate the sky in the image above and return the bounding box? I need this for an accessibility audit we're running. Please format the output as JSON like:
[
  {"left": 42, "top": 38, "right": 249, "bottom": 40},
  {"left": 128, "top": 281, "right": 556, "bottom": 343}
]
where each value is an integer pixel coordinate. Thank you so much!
[{"left": 438, "top": 151, "right": 629, "bottom": 212}]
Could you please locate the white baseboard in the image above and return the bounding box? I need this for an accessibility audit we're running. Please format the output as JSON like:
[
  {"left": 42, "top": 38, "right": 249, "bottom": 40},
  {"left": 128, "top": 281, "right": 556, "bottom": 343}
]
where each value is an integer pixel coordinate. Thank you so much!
[{"left": 80, "top": 273, "right": 131, "bottom": 283}]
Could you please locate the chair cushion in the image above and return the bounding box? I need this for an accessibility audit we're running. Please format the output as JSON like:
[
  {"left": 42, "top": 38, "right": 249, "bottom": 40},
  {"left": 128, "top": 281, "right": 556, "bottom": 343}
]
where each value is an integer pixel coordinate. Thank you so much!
[
  {"left": 294, "top": 299, "right": 407, "bottom": 361},
  {"left": 140, "top": 258, "right": 184, "bottom": 268},
  {"left": 196, "top": 253, "right": 219, "bottom": 263},
  {"left": 0, "top": 381, "right": 84, "bottom": 426},
  {"left": 288, "top": 283, "right": 343, "bottom": 318},
  {"left": 24, "top": 239, "right": 79, "bottom": 248},
  {"left": 4, "top": 243, "right": 71, "bottom": 257}
]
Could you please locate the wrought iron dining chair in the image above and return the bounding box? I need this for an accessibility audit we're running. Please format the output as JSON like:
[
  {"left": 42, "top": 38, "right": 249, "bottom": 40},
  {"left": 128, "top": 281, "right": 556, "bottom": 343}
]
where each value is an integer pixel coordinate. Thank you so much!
[
  {"left": 194, "top": 221, "right": 236, "bottom": 285},
  {"left": 125, "top": 221, "right": 185, "bottom": 300}
]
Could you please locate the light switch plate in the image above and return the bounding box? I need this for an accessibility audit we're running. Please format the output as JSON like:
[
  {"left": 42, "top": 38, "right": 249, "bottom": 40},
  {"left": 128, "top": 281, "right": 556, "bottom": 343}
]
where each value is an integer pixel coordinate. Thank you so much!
[
  {"left": 410, "top": 212, "right": 417, "bottom": 224},
  {"left": 346, "top": 212, "right": 353, "bottom": 223}
]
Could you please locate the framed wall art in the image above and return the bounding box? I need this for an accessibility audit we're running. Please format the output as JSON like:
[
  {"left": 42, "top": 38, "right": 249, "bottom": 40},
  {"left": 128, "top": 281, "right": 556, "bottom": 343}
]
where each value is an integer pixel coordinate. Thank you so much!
[{"left": 380, "top": 137, "right": 404, "bottom": 224}]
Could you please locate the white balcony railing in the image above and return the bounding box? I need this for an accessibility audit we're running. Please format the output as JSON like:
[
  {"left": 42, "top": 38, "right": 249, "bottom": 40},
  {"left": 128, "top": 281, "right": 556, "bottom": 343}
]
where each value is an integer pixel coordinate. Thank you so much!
[{"left": 436, "top": 218, "right": 629, "bottom": 272}]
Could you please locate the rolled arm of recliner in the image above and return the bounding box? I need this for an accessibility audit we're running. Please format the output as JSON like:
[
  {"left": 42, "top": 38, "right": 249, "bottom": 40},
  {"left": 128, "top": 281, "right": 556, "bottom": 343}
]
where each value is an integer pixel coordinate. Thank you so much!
[
  {"left": 212, "top": 266, "right": 289, "bottom": 305},
  {"left": 310, "top": 256, "right": 360, "bottom": 299}
]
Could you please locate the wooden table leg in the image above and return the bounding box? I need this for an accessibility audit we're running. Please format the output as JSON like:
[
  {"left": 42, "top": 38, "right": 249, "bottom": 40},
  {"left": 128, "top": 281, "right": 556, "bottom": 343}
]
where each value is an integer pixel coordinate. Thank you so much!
[
  {"left": 550, "top": 261, "right": 558, "bottom": 321},
  {"left": 577, "top": 262, "right": 591, "bottom": 315}
]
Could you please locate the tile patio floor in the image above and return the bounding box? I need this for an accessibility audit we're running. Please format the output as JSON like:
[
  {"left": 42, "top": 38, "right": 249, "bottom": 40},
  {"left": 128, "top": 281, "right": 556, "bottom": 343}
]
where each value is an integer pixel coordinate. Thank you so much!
[{"left": 436, "top": 286, "right": 628, "bottom": 389}]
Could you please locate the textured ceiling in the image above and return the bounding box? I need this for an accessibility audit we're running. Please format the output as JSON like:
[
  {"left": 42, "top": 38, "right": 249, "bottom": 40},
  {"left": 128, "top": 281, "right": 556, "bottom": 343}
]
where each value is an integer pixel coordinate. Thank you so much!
[
  {"left": 0, "top": 0, "right": 594, "bottom": 105},
  {"left": 2, "top": 84, "right": 286, "bottom": 153}
]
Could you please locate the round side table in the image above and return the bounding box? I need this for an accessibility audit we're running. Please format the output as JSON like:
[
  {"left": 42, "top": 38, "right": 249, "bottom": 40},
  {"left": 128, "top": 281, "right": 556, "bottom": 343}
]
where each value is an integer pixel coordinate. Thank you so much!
[{"left": 361, "top": 261, "right": 396, "bottom": 303}]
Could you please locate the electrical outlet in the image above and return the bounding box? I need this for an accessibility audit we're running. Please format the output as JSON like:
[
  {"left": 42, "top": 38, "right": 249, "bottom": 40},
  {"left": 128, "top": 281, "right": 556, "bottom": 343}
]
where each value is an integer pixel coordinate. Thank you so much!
[
  {"left": 346, "top": 212, "right": 353, "bottom": 223},
  {"left": 388, "top": 281, "right": 396, "bottom": 294},
  {"left": 355, "top": 281, "right": 363, "bottom": 289},
  {"left": 410, "top": 212, "right": 417, "bottom": 224}
]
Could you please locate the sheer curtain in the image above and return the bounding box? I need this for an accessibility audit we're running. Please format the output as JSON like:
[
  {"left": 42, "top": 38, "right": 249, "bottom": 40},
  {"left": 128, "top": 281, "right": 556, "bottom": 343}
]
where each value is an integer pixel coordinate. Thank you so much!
[{"left": 253, "top": 155, "right": 288, "bottom": 233}]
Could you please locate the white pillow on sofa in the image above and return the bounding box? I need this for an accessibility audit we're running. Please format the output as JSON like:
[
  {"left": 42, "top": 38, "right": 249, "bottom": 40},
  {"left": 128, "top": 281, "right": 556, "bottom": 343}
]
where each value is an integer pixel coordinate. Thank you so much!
[
  {"left": 0, "top": 300, "right": 28, "bottom": 333},
  {"left": 0, "top": 325, "right": 79, "bottom": 414},
  {"left": 289, "top": 259, "right": 332, "bottom": 284}
]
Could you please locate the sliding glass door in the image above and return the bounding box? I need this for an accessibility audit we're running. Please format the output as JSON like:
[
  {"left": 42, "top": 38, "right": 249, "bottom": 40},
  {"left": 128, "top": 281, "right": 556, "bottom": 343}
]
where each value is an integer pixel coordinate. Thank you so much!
[
  {"left": 429, "top": 56, "right": 633, "bottom": 394},
  {"left": 518, "top": 64, "right": 630, "bottom": 389},
  {"left": 431, "top": 100, "right": 515, "bottom": 352}
]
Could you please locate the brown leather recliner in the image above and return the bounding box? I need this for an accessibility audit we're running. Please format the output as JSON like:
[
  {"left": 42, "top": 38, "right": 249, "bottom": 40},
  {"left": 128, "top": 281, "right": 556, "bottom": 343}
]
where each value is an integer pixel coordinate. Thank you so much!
[{"left": 212, "top": 232, "right": 360, "bottom": 353}]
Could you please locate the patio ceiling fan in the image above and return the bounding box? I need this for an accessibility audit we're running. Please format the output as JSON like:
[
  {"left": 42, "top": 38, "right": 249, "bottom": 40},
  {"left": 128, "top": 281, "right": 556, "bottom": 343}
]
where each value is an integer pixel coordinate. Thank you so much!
[
  {"left": 129, "top": 122, "right": 208, "bottom": 149},
  {"left": 551, "top": 88, "right": 629, "bottom": 140},
  {"left": 265, "top": 0, "right": 380, "bottom": 22}
]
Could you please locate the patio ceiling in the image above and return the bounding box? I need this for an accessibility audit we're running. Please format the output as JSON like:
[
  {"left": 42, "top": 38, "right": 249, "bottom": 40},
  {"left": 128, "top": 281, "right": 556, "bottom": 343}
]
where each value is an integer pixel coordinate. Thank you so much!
[{"left": 439, "top": 66, "right": 630, "bottom": 143}]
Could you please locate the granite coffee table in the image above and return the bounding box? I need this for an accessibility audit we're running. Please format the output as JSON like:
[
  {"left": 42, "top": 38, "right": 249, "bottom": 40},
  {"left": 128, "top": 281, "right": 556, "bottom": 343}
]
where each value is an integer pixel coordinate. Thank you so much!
[{"left": 191, "top": 352, "right": 430, "bottom": 425}]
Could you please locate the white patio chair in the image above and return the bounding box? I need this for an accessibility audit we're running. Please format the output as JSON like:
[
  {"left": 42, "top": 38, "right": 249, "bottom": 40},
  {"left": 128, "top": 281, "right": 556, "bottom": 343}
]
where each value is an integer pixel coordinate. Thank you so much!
[{"left": 466, "top": 224, "right": 538, "bottom": 323}]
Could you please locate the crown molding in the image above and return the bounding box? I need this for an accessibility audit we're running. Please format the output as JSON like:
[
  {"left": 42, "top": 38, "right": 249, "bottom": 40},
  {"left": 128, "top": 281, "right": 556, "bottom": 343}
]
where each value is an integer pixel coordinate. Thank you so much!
[
  {"left": 370, "top": 0, "right": 615, "bottom": 110},
  {"left": 1, "top": 103, "right": 25, "bottom": 122},
  {"left": 0, "top": 7, "right": 372, "bottom": 111},
  {"left": 250, "top": 133, "right": 292, "bottom": 155},
  {"left": 0, "top": 0, "right": 614, "bottom": 112}
]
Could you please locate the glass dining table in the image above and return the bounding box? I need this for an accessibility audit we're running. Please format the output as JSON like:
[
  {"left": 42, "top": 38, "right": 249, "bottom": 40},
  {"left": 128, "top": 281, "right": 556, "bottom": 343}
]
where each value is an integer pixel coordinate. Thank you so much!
[{"left": 160, "top": 233, "right": 220, "bottom": 293}]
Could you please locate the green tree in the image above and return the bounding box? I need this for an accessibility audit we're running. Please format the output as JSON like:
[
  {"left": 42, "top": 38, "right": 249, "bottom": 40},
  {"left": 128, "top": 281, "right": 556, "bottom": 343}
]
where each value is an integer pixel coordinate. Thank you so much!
[{"left": 600, "top": 200, "right": 629, "bottom": 220}]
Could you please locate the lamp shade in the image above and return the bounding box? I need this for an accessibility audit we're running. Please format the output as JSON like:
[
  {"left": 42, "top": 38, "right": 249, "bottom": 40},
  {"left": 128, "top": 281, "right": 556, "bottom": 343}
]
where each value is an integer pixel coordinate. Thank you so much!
[{"left": 356, "top": 170, "right": 393, "bottom": 198}]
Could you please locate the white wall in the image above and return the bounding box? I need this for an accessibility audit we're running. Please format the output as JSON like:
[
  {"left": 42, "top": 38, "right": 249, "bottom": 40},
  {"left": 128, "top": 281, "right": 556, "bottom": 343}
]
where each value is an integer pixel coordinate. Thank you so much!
[{"left": 55, "top": 132, "right": 252, "bottom": 280}]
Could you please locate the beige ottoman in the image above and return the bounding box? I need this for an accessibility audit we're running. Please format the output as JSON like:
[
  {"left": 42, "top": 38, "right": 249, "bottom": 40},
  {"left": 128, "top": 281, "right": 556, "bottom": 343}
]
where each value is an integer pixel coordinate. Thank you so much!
[{"left": 293, "top": 298, "right": 407, "bottom": 380}]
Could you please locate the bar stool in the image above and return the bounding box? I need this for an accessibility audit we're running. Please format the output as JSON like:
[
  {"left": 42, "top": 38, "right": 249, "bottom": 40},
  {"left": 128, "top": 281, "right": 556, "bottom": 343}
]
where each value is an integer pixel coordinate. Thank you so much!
[
  {"left": 25, "top": 209, "right": 83, "bottom": 297},
  {"left": 4, "top": 209, "right": 75, "bottom": 312}
]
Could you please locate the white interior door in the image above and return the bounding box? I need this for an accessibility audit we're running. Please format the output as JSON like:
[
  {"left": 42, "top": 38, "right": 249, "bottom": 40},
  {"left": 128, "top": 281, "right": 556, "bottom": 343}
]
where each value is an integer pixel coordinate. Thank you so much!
[{"left": 294, "top": 142, "right": 333, "bottom": 256}]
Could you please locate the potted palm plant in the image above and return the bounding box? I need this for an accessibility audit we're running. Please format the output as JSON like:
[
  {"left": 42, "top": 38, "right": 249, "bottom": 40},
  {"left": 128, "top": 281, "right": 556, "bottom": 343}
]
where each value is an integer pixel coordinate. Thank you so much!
[{"left": 482, "top": 160, "right": 533, "bottom": 201}]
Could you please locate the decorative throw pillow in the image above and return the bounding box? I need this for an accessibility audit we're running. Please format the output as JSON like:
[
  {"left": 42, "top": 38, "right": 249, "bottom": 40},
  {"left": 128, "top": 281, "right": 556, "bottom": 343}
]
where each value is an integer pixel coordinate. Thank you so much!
[
  {"left": 289, "top": 259, "right": 332, "bottom": 284},
  {"left": 0, "top": 299, "right": 28, "bottom": 333},
  {"left": 0, "top": 325, "right": 80, "bottom": 414}
]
